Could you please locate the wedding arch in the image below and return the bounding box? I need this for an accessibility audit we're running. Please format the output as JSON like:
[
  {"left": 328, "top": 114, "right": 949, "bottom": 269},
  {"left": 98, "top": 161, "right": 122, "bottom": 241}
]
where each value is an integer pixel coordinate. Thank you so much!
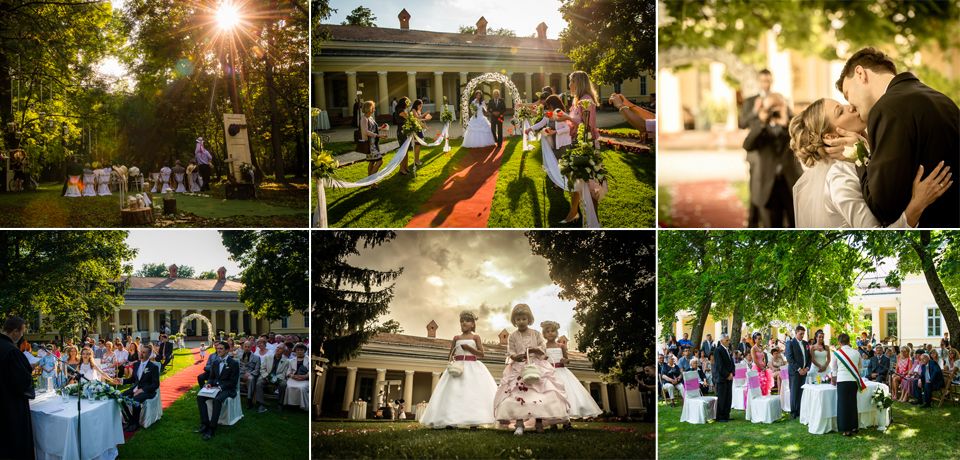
[
  {"left": 459, "top": 72, "right": 523, "bottom": 128},
  {"left": 179, "top": 313, "right": 215, "bottom": 344}
]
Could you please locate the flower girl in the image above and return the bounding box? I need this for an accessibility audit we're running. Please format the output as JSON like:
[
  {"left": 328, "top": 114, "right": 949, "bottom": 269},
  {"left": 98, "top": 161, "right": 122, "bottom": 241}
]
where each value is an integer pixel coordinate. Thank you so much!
[
  {"left": 541, "top": 320, "right": 601, "bottom": 428},
  {"left": 419, "top": 311, "right": 497, "bottom": 428},
  {"left": 493, "top": 304, "right": 569, "bottom": 435}
]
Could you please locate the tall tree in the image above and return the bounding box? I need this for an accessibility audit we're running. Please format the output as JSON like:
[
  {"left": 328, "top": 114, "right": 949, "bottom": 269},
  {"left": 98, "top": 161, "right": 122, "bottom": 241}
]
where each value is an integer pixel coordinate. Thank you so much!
[
  {"left": 526, "top": 230, "right": 655, "bottom": 388},
  {"left": 220, "top": 230, "right": 308, "bottom": 321},
  {"left": 0, "top": 231, "right": 135, "bottom": 339},
  {"left": 558, "top": 0, "right": 656, "bottom": 85},
  {"left": 862, "top": 230, "right": 960, "bottom": 349},
  {"left": 313, "top": 231, "right": 402, "bottom": 365},
  {"left": 376, "top": 319, "right": 404, "bottom": 335},
  {"left": 342, "top": 6, "right": 376, "bottom": 27}
]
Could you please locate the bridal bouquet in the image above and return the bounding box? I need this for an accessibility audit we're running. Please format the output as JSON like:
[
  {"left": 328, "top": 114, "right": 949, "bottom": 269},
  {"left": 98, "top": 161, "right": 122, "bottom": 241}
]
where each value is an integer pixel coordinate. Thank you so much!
[
  {"left": 312, "top": 132, "right": 339, "bottom": 181},
  {"left": 439, "top": 97, "right": 454, "bottom": 124},
  {"left": 401, "top": 113, "right": 425, "bottom": 136},
  {"left": 514, "top": 104, "right": 535, "bottom": 122},
  {"left": 559, "top": 124, "right": 608, "bottom": 190},
  {"left": 58, "top": 381, "right": 140, "bottom": 408},
  {"left": 871, "top": 387, "right": 893, "bottom": 411},
  {"left": 843, "top": 141, "right": 870, "bottom": 167}
]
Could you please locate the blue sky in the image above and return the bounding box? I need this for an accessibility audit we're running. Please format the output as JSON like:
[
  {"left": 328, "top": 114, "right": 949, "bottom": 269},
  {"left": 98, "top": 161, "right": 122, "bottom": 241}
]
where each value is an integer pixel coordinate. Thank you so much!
[
  {"left": 326, "top": 0, "right": 566, "bottom": 38},
  {"left": 125, "top": 230, "right": 241, "bottom": 275}
]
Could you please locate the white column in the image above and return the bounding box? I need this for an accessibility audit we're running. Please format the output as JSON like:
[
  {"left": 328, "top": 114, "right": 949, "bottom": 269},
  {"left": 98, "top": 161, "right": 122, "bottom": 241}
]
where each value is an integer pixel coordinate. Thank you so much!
[
  {"left": 312, "top": 72, "right": 326, "bottom": 110},
  {"left": 403, "top": 370, "right": 415, "bottom": 411},
  {"left": 113, "top": 309, "right": 120, "bottom": 334},
  {"left": 431, "top": 372, "right": 440, "bottom": 393},
  {"left": 406, "top": 71, "right": 417, "bottom": 102},
  {"left": 148, "top": 309, "right": 155, "bottom": 333},
  {"left": 131, "top": 309, "right": 139, "bottom": 332},
  {"left": 615, "top": 384, "right": 628, "bottom": 416},
  {"left": 600, "top": 382, "right": 611, "bottom": 413},
  {"left": 211, "top": 310, "right": 218, "bottom": 336},
  {"left": 561, "top": 72, "right": 569, "bottom": 94},
  {"left": 238, "top": 310, "right": 245, "bottom": 335},
  {"left": 505, "top": 73, "right": 514, "bottom": 109},
  {"left": 377, "top": 71, "right": 390, "bottom": 115},
  {"left": 313, "top": 365, "right": 327, "bottom": 415},
  {"left": 524, "top": 72, "right": 533, "bottom": 103},
  {"left": 346, "top": 72, "right": 358, "bottom": 107},
  {"left": 376, "top": 368, "right": 387, "bottom": 385},
  {"left": 342, "top": 367, "right": 358, "bottom": 412},
  {"left": 433, "top": 72, "right": 444, "bottom": 109},
  {"left": 226, "top": 310, "right": 233, "bottom": 334}
]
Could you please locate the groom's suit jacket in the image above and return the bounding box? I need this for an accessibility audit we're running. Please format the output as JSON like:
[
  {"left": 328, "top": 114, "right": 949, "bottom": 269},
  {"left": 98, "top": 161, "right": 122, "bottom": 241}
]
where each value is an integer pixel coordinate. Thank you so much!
[
  {"left": 861, "top": 72, "right": 959, "bottom": 228},
  {"left": 712, "top": 344, "right": 734, "bottom": 386},
  {"left": 785, "top": 338, "right": 809, "bottom": 378}
]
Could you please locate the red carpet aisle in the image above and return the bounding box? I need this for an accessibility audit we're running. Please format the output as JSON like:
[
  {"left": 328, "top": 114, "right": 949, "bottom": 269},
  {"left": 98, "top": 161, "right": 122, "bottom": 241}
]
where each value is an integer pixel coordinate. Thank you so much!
[{"left": 406, "top": 143, "right": 505, "bottom": 228}]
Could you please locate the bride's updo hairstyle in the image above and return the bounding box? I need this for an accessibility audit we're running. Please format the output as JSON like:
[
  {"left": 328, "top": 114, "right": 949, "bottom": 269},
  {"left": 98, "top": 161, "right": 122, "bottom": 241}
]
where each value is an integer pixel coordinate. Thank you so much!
[{"left": 788, "top": 99, "right": 831, "bottom": 167}]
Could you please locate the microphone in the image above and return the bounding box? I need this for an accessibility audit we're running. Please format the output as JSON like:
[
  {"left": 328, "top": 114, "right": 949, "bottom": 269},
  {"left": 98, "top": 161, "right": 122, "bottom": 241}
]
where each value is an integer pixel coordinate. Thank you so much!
[{"left": 64, "top": 364, "right": 91, "bottom": 382}]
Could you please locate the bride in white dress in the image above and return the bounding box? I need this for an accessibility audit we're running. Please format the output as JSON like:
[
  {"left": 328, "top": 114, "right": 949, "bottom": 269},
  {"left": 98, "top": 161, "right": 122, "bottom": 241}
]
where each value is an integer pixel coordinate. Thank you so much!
[
  {"left": 419, "top": 311, "right": 497, "bottom": 428},
  {"left": 789, "top": 98, "right": 952, "bottom": 227},
  {"left": 461, "top": 90, "right": 497, "bottom": 149}
]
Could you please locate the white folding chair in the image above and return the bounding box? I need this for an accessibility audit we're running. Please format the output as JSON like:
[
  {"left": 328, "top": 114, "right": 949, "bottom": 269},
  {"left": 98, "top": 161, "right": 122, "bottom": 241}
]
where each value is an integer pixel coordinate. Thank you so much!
[
  {"left": 779, "top": 367, "right": 791, "bottom": 412},
  {"left": 680, "top": 370, "right": 717, "bottom": 424},
  {"left": 731, "top": 362, "right": 748, "bottom": 410},
  {"left": 140, "top": 391, "right": 163, "bottom": 428},
  {"left": 744, "top": 370, "right": 781, "bottom": 424},
  {"left": 206, "top": 392, "right": 244, "bottom": 425}
]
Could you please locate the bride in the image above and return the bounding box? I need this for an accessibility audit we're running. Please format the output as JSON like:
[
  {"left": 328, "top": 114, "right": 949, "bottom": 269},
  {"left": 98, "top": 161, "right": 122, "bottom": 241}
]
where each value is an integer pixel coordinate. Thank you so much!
[
  {"left": 461, "top": 90, "right": 497, "bottom": 148},
  {"left": 789, "top": 98, "right": 952, "bottom": 227}
]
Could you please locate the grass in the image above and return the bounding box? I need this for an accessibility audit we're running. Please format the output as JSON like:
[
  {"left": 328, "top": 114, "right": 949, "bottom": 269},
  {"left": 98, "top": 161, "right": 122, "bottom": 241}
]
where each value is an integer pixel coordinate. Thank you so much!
[
  {"left": 313, "top": 420, "right": 655, "bottom": 459},
  {"left": 320, "top": 136, "right": 656, "bottom": 228},
  {"left": 159, "top": 348, "right": 203, "bottom": 382},
  {"left": 657, "top": 185, "right": 672, "bottom": 227},
  {"left": 0, "top": 178, "right": 307, "bottom": 227},
  {"left": 117, "top": 377, "right": 309, "bottom": 458},
  {"left": 658, "top": 399, "right": 960, "bottom": 459}
]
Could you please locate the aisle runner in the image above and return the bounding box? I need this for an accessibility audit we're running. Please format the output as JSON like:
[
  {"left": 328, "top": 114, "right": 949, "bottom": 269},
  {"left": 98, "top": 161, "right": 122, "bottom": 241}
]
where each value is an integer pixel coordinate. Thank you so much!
[{"left": 405, "top": 143, "right": 505, "bottom": 228}]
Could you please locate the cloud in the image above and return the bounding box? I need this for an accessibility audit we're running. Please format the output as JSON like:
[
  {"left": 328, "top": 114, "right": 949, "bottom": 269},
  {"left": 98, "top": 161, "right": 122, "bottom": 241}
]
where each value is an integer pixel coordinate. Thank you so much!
[{"left": 426, "top": 275, "right": 444, "bottom": 287}]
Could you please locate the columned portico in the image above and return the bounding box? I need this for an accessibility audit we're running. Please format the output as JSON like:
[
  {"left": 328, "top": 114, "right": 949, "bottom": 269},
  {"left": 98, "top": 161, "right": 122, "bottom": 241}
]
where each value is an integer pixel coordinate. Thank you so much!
[
  {"left": 406, "top": 71, "right": 417, "bottom": 102},
  {"left": 403, "top": 370, "right": 415, "bottom": 408},
  {"left": 313, "top": 72, "right": 326, "bottom": 110},
  {"left": 433, "top": 72, "right": 443, "bottom": 107},
  {"left": 342, "top": 367, "right": 358, "bottom": 412}
]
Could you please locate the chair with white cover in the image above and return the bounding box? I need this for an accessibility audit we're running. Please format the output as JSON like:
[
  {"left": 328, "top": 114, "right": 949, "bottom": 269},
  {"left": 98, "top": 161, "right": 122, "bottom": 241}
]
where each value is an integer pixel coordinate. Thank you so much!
[
  {"left": 159, "top": 167, "right": 173, "bottom": 193},
  {"left": 174, "top": 173, "right": 186, "bottom": 192},
  {"left": 150, "top": 172, "right": 160, "bottom": 193},
  {"left": 64, "top": 175, "right": 82, "bottom": 197},
  {"left": 285, "top": 376, "right": 310, "bottom": 410},
  {"left": 206, "top": 392, "right": 244, "bottom": 426},
  {"left": 82, "top": 172, "right": 97, "bottom": 196},
  {"left": 779, "top": 367, "right": 791, "bottom": 412},
  {"left": 96, "top": 168, "right": 112, "bottom": 196},
  {"left": 140, "top": 390, "right": 162, "bottom": 428},
  {"left": 731, "top": 362, "right": 749, "bottom": 410},
  {"left": 680, "top": 370, "right": 717, "bottom": 424},
  {"left": 744, "top": 370, "right": 781, "bottom": 424}
]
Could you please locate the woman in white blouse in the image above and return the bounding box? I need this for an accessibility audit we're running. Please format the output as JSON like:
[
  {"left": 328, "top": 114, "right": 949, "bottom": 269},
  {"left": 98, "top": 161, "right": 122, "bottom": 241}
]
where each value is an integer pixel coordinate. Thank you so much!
[
  {"left": 789, "top": 98, "right": 952, "bottom": 228},
  {"left": 834, "top": 333, "right": 862, "bottom": 437}
]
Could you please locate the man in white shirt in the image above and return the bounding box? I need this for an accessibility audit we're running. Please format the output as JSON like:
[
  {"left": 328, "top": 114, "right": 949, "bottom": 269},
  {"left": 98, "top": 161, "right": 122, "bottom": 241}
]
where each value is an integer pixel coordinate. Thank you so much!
[
  {"left": 120, "top": 344, "right": 160, "bottom": 432},
  {"left": 196, "top": 341, "right": 239, "bottom": 440},
  {"left": 254, "top": 344, "right": 291, "bottom": 413},
  {"left": 785, "top": 325, "right": 810, "bottom": 419}
]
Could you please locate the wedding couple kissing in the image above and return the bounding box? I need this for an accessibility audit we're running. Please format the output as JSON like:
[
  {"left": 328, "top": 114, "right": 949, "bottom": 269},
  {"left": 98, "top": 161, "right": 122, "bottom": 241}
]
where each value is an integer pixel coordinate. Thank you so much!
[{"left": 791, "top": 47, "right": 959, "bottom": 228}]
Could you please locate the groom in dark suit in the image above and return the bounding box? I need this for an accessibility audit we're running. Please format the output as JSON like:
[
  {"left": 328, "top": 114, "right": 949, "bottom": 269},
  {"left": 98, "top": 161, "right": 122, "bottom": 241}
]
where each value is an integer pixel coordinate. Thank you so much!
[
  {"left": 489, "top": 89, "right": 506, "bottom": 146},
  {"left": 785, "top": 325, "right": 809, "bottom": 419},
  {"left": 712, "top": 333, "right": 735, "bottom": 422},
  {"left": 121, "top": 344, "right": 160, "bottom": 432},
  {"left": 832, "top": 47, "right": 959, "bottom": 228},
  {"left": 196, "top": 341, "right": 239, "bottom": 440}
]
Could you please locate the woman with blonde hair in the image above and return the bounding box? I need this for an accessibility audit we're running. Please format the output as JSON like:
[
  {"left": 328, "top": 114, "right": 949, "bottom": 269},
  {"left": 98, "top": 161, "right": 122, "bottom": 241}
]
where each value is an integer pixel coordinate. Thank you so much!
[
  {"left": 359, "top": 100, "right": 388, "bottom": 181},
  {"left": 789, "top": 98, "right": 951, "bottom": 227},
  {"left": 555, "top": 70, "right": 607, "bottom": 224}
]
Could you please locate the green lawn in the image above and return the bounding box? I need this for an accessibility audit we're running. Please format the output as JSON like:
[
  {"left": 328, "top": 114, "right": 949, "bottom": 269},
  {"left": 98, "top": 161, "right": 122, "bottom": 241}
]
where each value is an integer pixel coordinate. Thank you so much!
[
  {"left": 658, "top": 399, "right": 960, "bottom": 459},
  {"left": 313, "top": 420, "right": 655, "bottom": 459},
  {"left": 0, "top": 179, "right": 307, "bottom": 227},
  {"left": 118, "top": 383, "right": 309, "bottom": 458},
  {"left": 320, "top": 135, "right": 655, "bottom": 228},
  {"left": 159, "top": 348, "right": 209, "bottom": 382}
]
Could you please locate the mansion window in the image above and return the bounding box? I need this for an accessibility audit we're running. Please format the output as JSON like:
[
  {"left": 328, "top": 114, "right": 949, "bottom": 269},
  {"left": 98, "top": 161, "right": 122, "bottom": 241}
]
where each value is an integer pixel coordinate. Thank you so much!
[
  {"left": 886, "top": 312, "right": 897, "bottom": 339},
  {"left": 640, "top": 76, "right": 647, "bottom": 95},
  {"left": 281, "top": 316, "right": 288, "bottom": 328},
  {"left": 721, "top": 319, "right": 728, "bottom": 336},
  {"left": 927, "top": 306, "right": 942, "bottom": 337}
]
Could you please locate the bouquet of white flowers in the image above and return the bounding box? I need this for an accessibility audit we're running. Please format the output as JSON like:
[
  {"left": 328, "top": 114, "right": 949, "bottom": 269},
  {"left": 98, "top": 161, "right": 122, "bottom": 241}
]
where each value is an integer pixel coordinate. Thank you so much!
[{"left": 58, "top": 381, "right": 140, "bottom": 409}]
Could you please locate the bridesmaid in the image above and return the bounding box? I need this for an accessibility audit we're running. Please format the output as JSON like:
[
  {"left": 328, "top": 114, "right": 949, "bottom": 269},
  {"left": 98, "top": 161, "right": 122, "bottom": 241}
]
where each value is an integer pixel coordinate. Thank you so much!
[
  {"left": 393, "top": 97, "right": 411, "bottom": 175},
  {"left": 750, "top": 332, "right": 772, "bottom": 395},
  {"left": 409, "top": 99, "right": 433, "bottom": 168},
  {"left": 555, "top": 70, "right": 606, "bottom": 224}
]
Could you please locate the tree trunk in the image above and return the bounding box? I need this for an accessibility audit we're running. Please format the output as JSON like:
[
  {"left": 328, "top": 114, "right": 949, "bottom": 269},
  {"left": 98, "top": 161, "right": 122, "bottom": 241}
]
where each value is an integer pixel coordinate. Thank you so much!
[
  {"left": 0, "top": 51, "right": 16, "bottom": 193},
  {"left": 730, "top": 304, "right": 744, "bottom": 349},
  {"left": 264, "top": 26, "right": 286, "bottom": 183},
  {"left": 913, "top": 231, "right": 960, "bottom": 350},
  {"left": 690, "top": 291, "right": 712, "bottom": 349}
]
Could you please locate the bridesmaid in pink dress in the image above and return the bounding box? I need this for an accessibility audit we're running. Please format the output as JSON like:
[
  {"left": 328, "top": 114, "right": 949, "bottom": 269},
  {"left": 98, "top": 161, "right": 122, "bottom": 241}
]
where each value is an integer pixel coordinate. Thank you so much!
[
  {"left": 750, "top": 332, "right": 773, "bottom": 395},
  {"left": 555, "top": 70, "right": 607, "bottom": 224}
]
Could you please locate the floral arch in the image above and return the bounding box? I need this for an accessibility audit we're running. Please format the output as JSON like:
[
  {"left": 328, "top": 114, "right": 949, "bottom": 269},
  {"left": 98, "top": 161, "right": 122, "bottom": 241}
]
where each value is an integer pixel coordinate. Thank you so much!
[
  {"left": 460, "top": 72, "right": 523, "bottom": 128},
  {"left": 179, "top": 313, "right": 215, "bottom": 344}
]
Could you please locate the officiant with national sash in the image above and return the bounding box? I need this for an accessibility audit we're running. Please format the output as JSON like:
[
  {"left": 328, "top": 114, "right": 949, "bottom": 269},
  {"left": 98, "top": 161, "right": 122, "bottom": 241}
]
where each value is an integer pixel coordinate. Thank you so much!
[{"left": 834, "top": 333, "right": 865, "bottom": 437}]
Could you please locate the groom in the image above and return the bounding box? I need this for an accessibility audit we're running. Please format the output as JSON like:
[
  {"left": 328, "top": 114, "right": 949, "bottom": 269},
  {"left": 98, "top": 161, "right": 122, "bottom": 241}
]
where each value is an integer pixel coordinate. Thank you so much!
[
  {"left": 489, "top": 89, "right": 506, "bottom": 146},
  {"left": 828, "top": 47, "right": 959, "bottom": 228}
]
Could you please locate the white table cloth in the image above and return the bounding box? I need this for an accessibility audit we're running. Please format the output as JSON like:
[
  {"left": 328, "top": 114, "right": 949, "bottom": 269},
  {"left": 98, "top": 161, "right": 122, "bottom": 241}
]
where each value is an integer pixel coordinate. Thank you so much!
[
  {"left": 314, "top": 111, "right": 331, "bottom": 131},
  {"left": 798, "top": 382, "right": 891, "bottom": 434},
  {"left": 348, "top": 400, "right": 368, "bottom": 420},
  {"left": 30, "top": 391, "right": 124, "bottom": 460}
]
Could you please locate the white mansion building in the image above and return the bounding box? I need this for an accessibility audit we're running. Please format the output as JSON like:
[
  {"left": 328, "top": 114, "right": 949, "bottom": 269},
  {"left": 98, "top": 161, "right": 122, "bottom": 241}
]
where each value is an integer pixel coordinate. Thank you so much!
[
  {"left": 315, "top": 321, "right": 645, "bottom": 419},
  {"left": 313, "top": 9, "right": 652, "bottom": 124},
  {"left": 29, "top": 265, "right": 308, "bottom": 342}
]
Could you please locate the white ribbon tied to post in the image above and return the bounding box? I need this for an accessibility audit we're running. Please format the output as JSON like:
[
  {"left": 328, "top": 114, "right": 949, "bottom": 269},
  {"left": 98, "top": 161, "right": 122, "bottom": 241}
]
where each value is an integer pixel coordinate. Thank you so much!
[{"left": 540, "top": 137, "right": 600, "bottom": 228}]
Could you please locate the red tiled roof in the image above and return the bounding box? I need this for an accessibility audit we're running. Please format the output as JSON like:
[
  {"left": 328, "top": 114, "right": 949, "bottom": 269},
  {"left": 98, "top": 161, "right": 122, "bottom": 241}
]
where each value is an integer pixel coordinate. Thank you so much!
[
  {"left": 126, "top": 277, "right": 242, "bottom": 292},
  {"left": 320, "top": 24, "right": 560, "bottom": 51}
]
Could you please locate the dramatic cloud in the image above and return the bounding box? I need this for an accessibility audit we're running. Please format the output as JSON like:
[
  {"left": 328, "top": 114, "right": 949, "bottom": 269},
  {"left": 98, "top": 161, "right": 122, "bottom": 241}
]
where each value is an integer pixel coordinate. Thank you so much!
[{"left": 345, "top": 231, "right": 582, "bottom": 347}]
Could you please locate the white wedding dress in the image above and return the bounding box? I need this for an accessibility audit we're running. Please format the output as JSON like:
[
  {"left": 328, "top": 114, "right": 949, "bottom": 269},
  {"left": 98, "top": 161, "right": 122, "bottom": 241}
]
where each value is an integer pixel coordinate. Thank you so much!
[
  {"left": 461, "top": 101, "right": 496, "bottom": 148},
  {"left": 545, "top": 348, "right": 602, "bottom": 418},
  {"left": 419, "top": 339, "right": 497, "bottom": 428},
  {"left": 793, "top": 159, "right": 911, "bottom": 228}
]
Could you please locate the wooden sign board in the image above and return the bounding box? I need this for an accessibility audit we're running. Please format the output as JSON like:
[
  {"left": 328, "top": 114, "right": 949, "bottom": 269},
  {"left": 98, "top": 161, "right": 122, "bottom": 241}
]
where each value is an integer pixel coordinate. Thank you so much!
[{"left": 222, "top": 113, "right": 252, "bottom": 183}]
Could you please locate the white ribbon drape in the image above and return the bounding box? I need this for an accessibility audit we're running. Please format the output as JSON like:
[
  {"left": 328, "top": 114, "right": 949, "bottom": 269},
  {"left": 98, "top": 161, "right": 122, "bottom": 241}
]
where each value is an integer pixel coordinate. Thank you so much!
[
  {"left": 521, "top": 119, "right": 537, "bottom": 151},
  {"left": 540, "top": 137, "right": 600, "bottom": 228},
  {"left": 412, "top": 123, "right": 450, "bottom": 147}
]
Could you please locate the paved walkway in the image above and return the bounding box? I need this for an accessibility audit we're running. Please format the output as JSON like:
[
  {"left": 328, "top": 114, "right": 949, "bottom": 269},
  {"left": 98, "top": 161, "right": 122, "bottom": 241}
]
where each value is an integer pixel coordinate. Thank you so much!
[
  {"left": 405, "top": 143, "right": 505, "bottom": 228},
  {"left": 665, "top": 180, "right": 746, "bottom": 228}
]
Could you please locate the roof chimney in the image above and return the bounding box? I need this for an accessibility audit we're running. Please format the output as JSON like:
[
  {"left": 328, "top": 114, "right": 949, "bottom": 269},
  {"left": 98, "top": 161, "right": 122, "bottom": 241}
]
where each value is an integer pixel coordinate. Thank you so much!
[
  {"left": 536, "top": 22, "right": 548, "bottom": 40},
  {"left": 498, "top": 328, "right": 509, "bottom": 345},
  {"left": 168, "top": 264, "right": 178, "bottom": 278},
  {"left": 398, "top": 8, "right": 410, "bottom": 30},
  {"left": 476, "top": 16, "right": 487, "bottom": 36},
  {"left": 426, "top": 320, "right": 438, "bottom": 338},
  {"left": 217, "top": 266, "right": 227, "bottom": 281}
]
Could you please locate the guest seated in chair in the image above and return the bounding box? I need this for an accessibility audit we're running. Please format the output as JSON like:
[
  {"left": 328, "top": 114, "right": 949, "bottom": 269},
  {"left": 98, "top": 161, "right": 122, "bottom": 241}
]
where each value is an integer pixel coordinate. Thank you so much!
[
  {"left": 660, "top": 355, "right": 683, "bottom": 405},
  {"left": 238, "top": 340, "right": 261, "bottom": 409},
  {"left": 869, "top": 345, "right": 890, "bottom": 383},
  {"left": 913, "top": 353, "right": 944, "bottom": 408},
  {"left": 120, "top": 344, "right": 160, "bottom": 432},
  {"left": 157, "top": 334, "right": 174, "bottom": 373},
  {"left": 688, "top": 358, "right": 710, "bottom": 394},
  {"left": 254, "top": 344, "right": 290, "bottom": 413},
  {"left": 196, "top": 341, "right": 239, "bottom": 440}
]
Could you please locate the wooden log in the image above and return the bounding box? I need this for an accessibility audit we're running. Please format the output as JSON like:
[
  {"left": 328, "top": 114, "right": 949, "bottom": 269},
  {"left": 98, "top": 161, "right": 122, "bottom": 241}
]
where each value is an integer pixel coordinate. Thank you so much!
[
  {"left": 120, "top": 208, "right": 154, "bottom": 226},
  {"left": 163, "top": 198, "right": 177, "bottom": 215}
]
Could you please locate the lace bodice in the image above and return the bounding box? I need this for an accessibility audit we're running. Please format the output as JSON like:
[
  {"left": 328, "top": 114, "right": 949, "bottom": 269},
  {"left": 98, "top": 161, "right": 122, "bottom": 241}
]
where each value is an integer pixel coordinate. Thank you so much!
[
  {"left": 453, "top": 339, "right": 477, "bottom": 356},
  {"left": 545, "top": 347, "right": 564, "bottom": 362}
]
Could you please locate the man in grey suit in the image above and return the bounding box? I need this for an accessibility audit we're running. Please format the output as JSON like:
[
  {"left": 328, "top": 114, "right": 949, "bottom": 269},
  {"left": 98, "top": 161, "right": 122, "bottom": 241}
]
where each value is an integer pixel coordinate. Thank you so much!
[
  {"left": 785, "top": 325, "right": 809, "bottom": 419},
  {"left": 238, "top": 341, "right": 261, "bottom": 409}
]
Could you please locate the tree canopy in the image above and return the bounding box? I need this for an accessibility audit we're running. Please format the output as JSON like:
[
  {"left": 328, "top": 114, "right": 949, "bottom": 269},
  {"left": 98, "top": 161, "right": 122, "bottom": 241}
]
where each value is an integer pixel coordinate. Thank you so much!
[
  {"left": 342, "top": 6, "right": 376, "bottom": 27},
  {"left": 527, "top": 230, "right": 655, "bottom": 388},
  {"left": 220, "top": 230, "right": 308, "bottom": 322},
  {"left": 558, "top": 0, "right": 656, "bottom": 86},
  {"left": 458, "top": 26, "right": 517, "bottom": 37},
  {"left": 134, "top": 262, "right": 195, "bottom": 278},
  {"left": 0, "top": 231, "right": 135, "bottom": 339}
]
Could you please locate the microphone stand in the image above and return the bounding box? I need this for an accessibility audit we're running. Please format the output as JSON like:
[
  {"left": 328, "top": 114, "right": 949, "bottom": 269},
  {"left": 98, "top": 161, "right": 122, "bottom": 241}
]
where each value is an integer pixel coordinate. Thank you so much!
[{"left": 65, "top": 364, "right": 90, "bottom": 459}]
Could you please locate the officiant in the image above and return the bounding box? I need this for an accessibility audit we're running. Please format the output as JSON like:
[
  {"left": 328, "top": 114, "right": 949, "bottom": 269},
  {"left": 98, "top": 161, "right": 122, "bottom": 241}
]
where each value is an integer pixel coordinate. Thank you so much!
[{"left": 1, "top": 316, "right": 35, "bottom": 460}]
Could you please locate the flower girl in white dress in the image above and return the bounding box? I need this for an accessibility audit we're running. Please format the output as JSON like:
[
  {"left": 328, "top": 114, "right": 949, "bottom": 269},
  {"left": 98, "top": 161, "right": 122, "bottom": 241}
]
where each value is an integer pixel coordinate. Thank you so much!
[
  {"left": 419, "top": 311, "right": 498, "bottom": 429},
  {"left": 542, "top": 321, "right": 601, "bottom": 428}
]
